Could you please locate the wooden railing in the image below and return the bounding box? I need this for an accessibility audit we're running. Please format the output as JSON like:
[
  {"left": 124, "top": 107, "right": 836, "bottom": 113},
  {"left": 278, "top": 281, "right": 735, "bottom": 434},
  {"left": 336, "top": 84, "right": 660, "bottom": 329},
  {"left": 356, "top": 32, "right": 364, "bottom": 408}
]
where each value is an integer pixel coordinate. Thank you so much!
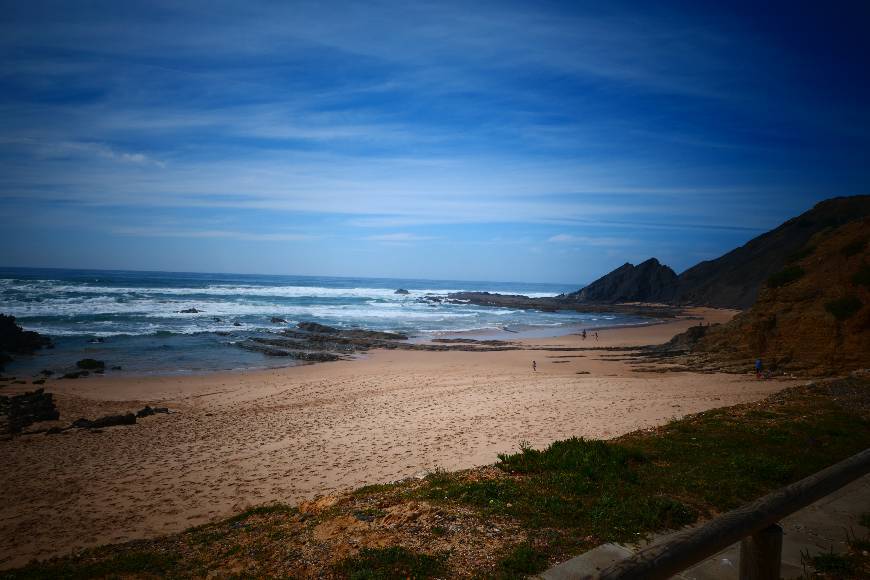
[{"left": 587, "top": 448, "right": 870, "bottom": 580}]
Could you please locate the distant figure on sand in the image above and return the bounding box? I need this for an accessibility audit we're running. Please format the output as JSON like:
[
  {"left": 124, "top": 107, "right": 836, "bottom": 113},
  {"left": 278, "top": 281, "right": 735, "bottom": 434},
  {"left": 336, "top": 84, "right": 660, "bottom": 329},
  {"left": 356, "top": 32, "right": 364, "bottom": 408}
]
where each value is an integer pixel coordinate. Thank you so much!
[
  {"left": 532, "top": 360, "right": 537, "bottom": 372},
  {"left": 581, "top": 330, "right": 587, "bottom": 340},
  {"left": 594, "top": 331, "right": 599, "bottom": 341},
  {"left": 755, "top": 358, "right": 763, "bottom": 379}
]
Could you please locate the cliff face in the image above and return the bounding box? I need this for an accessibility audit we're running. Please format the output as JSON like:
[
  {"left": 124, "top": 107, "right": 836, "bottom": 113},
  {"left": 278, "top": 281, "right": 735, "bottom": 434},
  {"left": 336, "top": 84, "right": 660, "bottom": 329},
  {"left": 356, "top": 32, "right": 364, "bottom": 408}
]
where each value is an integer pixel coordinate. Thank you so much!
[
  {"left": 563, "top": 258, "right": 678, "bottom": 304},
  {"left": 694, "top": 217, "right": 870, "bottom": 376},
  {"left": 674, "top": 195, "right": 870, "bottom": 308}
]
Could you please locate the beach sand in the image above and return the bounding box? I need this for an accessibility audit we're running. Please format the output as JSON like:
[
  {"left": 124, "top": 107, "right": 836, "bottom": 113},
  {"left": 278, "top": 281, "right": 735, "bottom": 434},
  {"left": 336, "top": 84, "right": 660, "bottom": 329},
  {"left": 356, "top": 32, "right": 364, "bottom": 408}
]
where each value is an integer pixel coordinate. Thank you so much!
[{"left": 0, "top": 308, "right": 793, "bottom": 569}]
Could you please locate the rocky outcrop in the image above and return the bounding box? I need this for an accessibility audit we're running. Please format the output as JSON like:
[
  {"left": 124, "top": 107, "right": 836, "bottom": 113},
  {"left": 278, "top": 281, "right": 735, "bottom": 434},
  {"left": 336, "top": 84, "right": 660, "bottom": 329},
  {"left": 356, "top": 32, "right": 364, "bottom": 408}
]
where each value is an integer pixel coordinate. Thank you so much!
[
  {"left": 562, "top": 258, "right": 678, "bottom": 304},
  {"left": 442, "top": 292, "right": 681, "bottom": 318},
  {"left": 234, "top": 321, "right": 531, "bottom": 363},
  {"left": 297, "top": 321, "right": 341, "bottom": 334},
  {"left": 0, "top": 315, "right": 52, "bottom": 370},
  {"left": 394, "top": 288, "right": 410, "bottom": 295},
  {"left": 178, "top": 308, "right": 203, "bottom": 313},
  {"left": 0, "top": 389, "right": 60, "bottom": 436}
]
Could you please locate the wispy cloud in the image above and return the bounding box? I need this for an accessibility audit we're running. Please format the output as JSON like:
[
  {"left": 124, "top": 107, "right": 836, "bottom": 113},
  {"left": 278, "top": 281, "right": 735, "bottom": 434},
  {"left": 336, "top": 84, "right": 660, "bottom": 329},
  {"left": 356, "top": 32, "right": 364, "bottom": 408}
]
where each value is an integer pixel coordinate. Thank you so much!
[
  {"left": 547, "top": 234, "right": 635, "bottom": 246},
  {"left": 112, "top": 226, "right": 316, "bottom": 242},
  {"left": 363, "top": 232, "right": 437, "bottom": 242}
]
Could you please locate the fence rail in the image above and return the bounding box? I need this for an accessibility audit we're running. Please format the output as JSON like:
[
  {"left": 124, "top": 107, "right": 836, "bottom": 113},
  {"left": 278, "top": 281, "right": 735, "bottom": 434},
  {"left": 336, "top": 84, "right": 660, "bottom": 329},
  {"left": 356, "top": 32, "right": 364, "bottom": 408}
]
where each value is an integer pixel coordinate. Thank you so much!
[{"left": 587, "top": 447, "right": 870, "bottom": 580}]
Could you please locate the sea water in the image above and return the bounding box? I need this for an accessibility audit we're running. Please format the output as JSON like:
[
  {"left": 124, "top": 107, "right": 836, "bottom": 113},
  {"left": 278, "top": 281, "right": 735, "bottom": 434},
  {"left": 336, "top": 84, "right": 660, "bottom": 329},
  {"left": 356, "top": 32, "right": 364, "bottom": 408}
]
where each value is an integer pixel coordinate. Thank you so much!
[{"left": 0, "top": 267, "right": 650, "bottom": 375}]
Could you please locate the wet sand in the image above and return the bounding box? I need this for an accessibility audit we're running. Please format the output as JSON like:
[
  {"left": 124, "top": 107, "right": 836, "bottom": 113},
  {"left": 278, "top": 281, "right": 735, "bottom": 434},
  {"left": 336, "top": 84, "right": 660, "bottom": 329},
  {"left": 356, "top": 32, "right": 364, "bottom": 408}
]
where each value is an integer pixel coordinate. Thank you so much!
[{"left": 0, "top": 308, "right": 792, "bottom": 569}]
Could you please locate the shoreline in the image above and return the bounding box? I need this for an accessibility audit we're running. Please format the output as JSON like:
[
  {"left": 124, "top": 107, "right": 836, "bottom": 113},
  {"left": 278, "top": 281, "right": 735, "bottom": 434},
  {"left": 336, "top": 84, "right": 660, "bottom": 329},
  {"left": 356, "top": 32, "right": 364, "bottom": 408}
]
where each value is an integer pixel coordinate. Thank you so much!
[{"left": 0, "top": 307, "right": 783, "bottom": 569}]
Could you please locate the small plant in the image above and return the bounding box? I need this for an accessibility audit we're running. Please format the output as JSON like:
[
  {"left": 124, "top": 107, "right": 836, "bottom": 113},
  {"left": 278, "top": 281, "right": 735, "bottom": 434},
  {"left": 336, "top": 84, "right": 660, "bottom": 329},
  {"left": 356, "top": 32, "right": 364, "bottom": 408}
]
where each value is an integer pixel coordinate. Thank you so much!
[
  {"left": 766, "top": 265, "right": 805, "bottom": 288},
  {"left": 802, "top": 548, "right": 858, "bottom": 576},
  {"left": 226, "top": 503, "right": 296, "bottom": 524},
  {"left": 825, "top": 296, "right": 863, "bottom": 321}
]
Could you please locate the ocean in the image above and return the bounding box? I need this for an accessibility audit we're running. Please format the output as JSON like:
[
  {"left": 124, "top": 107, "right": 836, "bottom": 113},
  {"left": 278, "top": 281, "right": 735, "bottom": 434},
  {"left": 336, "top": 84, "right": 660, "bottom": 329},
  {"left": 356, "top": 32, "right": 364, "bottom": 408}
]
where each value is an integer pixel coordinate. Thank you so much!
[{"left": 0, "top": 267, "right": 650, "bottom": 375}]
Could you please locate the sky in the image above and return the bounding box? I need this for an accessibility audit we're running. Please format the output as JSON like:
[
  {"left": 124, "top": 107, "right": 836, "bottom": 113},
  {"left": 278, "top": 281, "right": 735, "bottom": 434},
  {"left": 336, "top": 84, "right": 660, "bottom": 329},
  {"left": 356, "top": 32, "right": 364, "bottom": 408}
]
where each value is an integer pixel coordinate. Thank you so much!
[{"left": 2, "top": 0, "right": 869, "bottom": 285}]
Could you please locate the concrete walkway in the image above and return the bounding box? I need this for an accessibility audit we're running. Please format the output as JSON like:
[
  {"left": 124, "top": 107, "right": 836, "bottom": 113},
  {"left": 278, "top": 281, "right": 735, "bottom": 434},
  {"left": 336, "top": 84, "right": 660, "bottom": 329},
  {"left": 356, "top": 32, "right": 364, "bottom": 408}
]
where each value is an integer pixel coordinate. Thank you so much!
[{"left": 537, "top": 473, "right": 870, "bottom": 579}]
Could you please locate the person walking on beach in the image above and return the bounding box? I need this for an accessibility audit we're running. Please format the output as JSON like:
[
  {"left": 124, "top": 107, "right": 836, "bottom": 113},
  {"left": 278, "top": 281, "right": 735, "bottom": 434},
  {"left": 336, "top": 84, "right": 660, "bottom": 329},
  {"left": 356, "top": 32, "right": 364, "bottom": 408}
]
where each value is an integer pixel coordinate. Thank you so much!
[
  {"left": 532, "top": 360, "right": 537, "bottom": 372},
  {"left": 581, "top": 330, "right": 587, "bottom": 340},
  {"left": 755, "top": 358, "right": 763, "bottom": 379},
  {"left": 594, "top": 331, "right": 599, "bottom": 341}
]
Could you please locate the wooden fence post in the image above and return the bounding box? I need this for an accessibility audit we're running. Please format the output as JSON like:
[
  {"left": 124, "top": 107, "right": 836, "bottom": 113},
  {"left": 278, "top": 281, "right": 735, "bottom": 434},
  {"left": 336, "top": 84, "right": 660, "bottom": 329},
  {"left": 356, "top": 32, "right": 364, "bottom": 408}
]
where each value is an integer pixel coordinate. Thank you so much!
[{"left": 739, "top": 523, "right": 783, "bottom": 580}]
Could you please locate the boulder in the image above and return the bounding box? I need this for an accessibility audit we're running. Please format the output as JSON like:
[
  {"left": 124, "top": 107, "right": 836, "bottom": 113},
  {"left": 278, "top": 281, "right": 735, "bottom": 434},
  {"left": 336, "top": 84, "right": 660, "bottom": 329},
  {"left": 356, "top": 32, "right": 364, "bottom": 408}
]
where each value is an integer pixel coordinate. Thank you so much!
[
  {"left": 271, "top": 317, "right": 288, "bottom": 324},
  {"left": 0, "top": 314, "right": 53, "bottom": 370},
  {"left": 394, "top": 288, "right": 410, "bottom": 295},
  {"left": 76, "top": 358, "right": 105, "bottom": 370},
  {"left": 136, "top": 405, "right": 170, "bottom": 418},
  {"left": 178, "top": 308, "right": 203, "bottom": 314}
]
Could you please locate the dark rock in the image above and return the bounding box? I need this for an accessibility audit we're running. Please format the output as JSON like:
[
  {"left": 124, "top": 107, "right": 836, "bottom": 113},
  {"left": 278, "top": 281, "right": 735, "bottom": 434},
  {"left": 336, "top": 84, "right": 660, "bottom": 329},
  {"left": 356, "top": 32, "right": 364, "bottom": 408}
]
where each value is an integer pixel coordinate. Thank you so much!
[
  {"left": 0, "top": 314, "right": 53, "bottom": 370},
  {"left": 61, "top": 370, "right": 89, "bottom": 379},
  {"left": 271, "top": 317, "right": 288, "bottom": 324},
  {"left": 178, "top": 308, "right": 203, "bottom": 314},
  {"left": 32, "top": 379, "right": 45, "bottom": 385},
  {"left": 39, "top": 369, "right": 53, "bottom": 376},
  {"left": 76, "top": 358, "right": 105, "bottom": 370},
  {"left": 87, "top": 337, "right": 106, "bottom": 344},
  {"left": 213, "top": 317, "right": 222, "bottom": 322},
  {"left": 135, "top": 405, "right": 170, "bottom": 418},
  {"left": 0, "top": 388, "right": 60, "bottom": 435},
  {"left": 297, "top": 321, "right": 341, "bottom": 334},
  {"left": 72, "top": 413, "right": 136, "bottom": 429},
  {"left": 233, "top": 322, "right": 242, "bottom": 327},
  {"left": 394, "top": 288, "right": 410, "bottom": 295},
  {"left": 110, "top": 366, "right": 122, "bottom": 370},
  {"left": 563, "top": 258, "right": 678, "bottom": 304}
]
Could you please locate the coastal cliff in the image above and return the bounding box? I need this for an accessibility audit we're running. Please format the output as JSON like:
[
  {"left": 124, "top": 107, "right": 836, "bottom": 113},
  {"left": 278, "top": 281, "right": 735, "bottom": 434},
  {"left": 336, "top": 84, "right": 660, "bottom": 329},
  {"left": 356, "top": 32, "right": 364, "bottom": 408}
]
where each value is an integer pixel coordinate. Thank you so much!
[{"left": 692, "top": 216, "right": 870, "bottom": 375}]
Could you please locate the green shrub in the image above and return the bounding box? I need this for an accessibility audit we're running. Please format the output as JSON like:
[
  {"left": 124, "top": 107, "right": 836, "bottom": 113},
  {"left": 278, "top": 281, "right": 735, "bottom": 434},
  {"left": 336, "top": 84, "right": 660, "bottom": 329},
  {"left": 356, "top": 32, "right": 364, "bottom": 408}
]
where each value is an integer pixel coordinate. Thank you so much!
[
  {"left": 825, "top": 296, "right": 863, "bottom": 321},
  {"left": 853, "top": 263, "right": 870, "bottom": 287},
  {"left": 786, "top": 245, "right": 815, "bottom": 263},
  {"left": 767, "top": 265, "right": 805, "bottom": 288},
  {"left": 841, "top": 238, "right": 868, "bottom": 258}
]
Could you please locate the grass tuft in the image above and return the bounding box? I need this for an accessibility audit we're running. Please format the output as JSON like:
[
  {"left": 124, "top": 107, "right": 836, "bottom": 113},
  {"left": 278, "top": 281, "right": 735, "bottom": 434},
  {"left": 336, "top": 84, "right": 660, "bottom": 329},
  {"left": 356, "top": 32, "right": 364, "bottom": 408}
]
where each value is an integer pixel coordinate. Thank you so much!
[
  {"left": 766, "top": 265, "right": 805, "bottom": 288},
  {"left": 825, "top": 295, "right": 863, "bottom": 321},
  {"left": 334, "top": 546, "right": 447, "bottom": 579},
  {"left": 496, "top": 542, "right": 549, "bottom": 577}
]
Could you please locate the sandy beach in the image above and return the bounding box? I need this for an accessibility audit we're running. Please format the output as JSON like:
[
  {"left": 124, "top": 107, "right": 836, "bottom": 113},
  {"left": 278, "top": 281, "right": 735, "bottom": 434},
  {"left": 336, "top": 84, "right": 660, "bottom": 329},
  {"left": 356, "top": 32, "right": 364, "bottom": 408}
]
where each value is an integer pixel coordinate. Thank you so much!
[{"left": 0, "top": 308, "right": 793, "bottom": 569}]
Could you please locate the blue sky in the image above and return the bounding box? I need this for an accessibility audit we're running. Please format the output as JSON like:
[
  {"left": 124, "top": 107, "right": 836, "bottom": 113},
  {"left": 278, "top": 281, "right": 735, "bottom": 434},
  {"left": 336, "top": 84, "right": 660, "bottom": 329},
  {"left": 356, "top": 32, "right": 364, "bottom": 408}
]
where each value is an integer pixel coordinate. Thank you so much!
[{"left": 2, "top": 1, "right": 869, "bottom": 284}]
